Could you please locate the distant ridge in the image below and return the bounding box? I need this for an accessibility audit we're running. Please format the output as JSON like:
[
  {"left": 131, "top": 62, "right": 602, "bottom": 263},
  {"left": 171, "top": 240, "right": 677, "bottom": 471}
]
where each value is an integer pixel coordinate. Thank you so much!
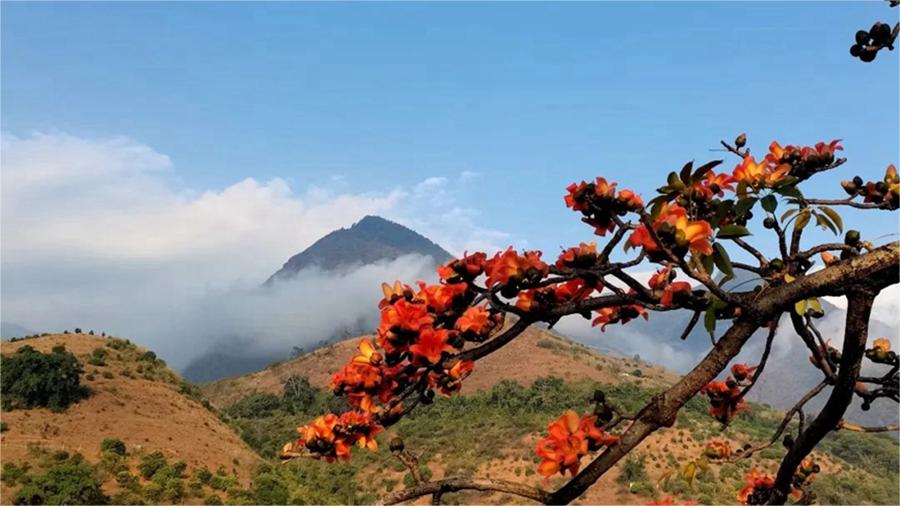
[{"left": 265, "top": 215, "right": 452, "bottom": 284}]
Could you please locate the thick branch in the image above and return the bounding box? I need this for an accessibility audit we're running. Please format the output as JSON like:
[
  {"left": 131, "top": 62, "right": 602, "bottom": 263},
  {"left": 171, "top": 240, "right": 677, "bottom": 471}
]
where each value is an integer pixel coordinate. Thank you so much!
[
  {"left": 768, "top": 290, "right": 876, "bottom": 504},
  {"left": 378, "top": 478, "right": 549, "bottom": 505}
]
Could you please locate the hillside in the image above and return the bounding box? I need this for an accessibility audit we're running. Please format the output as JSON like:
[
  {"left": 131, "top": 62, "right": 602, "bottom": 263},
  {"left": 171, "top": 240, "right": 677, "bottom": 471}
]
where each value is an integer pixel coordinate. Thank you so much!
[
  {"left": 0, "top": 333, "right": 262, "bottom": 504},
  {"left": 201, "top": 325, "right": 679, "bottom": 409},
  {"left": 265, "top": 215, "right": 452, "bottom": 284},
  {"left": 202, "top": 326, "right": 898, "bottom": 506}
]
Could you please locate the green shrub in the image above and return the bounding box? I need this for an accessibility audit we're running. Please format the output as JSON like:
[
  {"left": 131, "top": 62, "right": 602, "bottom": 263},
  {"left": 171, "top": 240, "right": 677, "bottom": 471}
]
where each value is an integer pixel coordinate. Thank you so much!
[
  {"left": 87, "top": 348, "right": 107, "bottom": 366},
  {"left": 138, "top": 451, "right": 168, "bottom": 479},
  {"left": 139, "top": 351, "right": 157, "bottom": 362},
  {"left": 0, "top": 421, "right": 8, "bottom": 432},
  {"left": 282, "top": 375, "right": 318, "bottom": 414},
  {"left": 100, "top": 438, "right": 126, "bottom": 456},
  {"left": 252, "top": 472, "right": 290, "bottom": 504},
  {"left": 629, "top": 479, "right": 657, "bottom": 498},
  {"left": 13, "top": 454, "right": 107, "bottom": 505},
  {"left": 226, "top": 392, "right": 282, "bottom": 418},
  {"left": 204, "top": 494, "right": 224, "bottom": 505},
  {"left": 195, "top": 466, "right": 213, "bottom": 484},
  {"left": 617, "top": 456, "right": 648, "bottom": 484},
  {"left": 1, "top": 345, "right": 90, "bottom": 411},
  {"left": 2, "top": 462, "right": 29, "bottom": 486}
]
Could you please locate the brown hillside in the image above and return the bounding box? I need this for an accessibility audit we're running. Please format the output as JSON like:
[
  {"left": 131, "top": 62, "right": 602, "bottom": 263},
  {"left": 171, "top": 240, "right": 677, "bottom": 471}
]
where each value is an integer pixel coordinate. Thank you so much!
[
  {"left": 0, "top": 333, "right": 261, "bottom": 503},
  {"left": 202, "top": 325, "right": 680, "bottom": 409}
]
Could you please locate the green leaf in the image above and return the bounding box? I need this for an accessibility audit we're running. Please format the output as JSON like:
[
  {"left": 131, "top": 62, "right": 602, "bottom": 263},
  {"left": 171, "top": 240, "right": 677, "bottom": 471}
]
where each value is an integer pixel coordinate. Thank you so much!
[
  {"left": 667, "top": 171, "right": 681, "bottom": 188},
  {"left": 691, "top": 160, "right": 724, "bottom": 183},
  {"left": 819, "top": 206, "right": 843, "bottom": 233},
  {"left": 704, "top": 305, "right": 717, "bottom": 336},
  {"left": 780, "top": 208, "right": 798, "bottom": 222},
  {"left": 734, "top": 197, "right": 758, "bottom": 217},
  {"left": 712, "top": 243, "right": 734, "bottom": 280},
  {"left": 761, "top": 194, "right": 778, "bottom": 213},
  {"left": 701, "top": 253, "right": 715, "bottom": 276},
  {"left": 815, "top": 213, "right": 838, "bottom": 235},
  {"left": 680, "top": 160, "right": 694, "bottom": 185},
  {"left": 775, "top": 185, "right": 803, "bottom": 199},
  {"left": 794, "top": 210, "right": 811, "bottom": 233},
  {"left": 717, "top": 225, "right": 752, "bottom": 239}
]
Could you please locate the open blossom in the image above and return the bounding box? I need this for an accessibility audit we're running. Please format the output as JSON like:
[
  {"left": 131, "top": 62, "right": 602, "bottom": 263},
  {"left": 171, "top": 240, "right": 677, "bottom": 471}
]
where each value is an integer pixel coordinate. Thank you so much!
[
  {"left": 438, "top": 252, "right": 487, "bottom": 283},
  {"left": 484, "top": 247, "right": 549, "bottom": 288},
  {"left": 701, "top": 380, "right": 746, "bottom": 424},
  {"left": 565, "top": 177, "right": 643, "bottom": 236},
  {"left": 409, "top": 327, "right": 453, "bottom": 364},
  {"left": 516, "top": 278, "right": 600, "bottom": 313},
  {"left": 733, "top": 155, "right": 790, "bottom": 188},
  {"left": 287, "top": 411, "right": 383, "bottom": 462},
  {"left": 556, "top": 242, "right": 598, "bottom": 270},
  {"left": 737, "top": 469, "right": 775, "bottom": 505},
  {"left": 649, "top": 265, "right": 692, "bottom": 306},
  {"left": 535, "top": 410, "right": 619, "bottom": 477},
  {"left": 703, "top": 440, "right": 731, "bottom": 460},
  {"left": 592, "top": 303, "right": 648, "bottom": 331},
  {"left": 379, "top": 281, "right": 416, "bottom": 309},
  {"left": 627, "top": 203, "right": 713, "bottom": 257},
  {"left": 416, "top": 281, "right": 468, "bottom": 314},
  {"left": 730, "top": 363, "right": 757, "bottom": 381},
  {"left": 377, "top": 299, "right": 434, "bottom": 353},
  {"left": 694, "top": 171, "right": 737, "bottom": 199}
]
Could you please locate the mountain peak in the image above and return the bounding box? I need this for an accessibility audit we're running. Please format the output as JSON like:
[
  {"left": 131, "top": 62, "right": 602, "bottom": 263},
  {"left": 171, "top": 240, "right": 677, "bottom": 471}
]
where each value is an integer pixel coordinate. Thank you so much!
[{"left": 265, "top": 215, "right": 452, "bottom": 284}]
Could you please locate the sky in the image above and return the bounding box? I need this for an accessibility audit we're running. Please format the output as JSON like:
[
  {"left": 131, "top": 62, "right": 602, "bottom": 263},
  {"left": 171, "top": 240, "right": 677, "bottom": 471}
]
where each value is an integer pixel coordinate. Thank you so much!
[{"left": 2, "top": 1, "right": 898, "bottom": 368}]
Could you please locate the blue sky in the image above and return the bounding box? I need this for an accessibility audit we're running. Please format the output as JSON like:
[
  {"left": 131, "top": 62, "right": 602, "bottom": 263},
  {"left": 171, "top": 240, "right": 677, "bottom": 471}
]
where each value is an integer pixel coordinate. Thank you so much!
[{"left": 3, "top": 1, "right": 898, "bottom": 258}]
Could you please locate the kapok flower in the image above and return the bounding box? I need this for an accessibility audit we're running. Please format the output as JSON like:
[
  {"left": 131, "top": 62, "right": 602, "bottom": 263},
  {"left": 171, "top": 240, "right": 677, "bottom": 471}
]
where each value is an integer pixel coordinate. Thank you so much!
[
  {"left": 872, "top": 337, "right": 891, "bottom": 352},
  {"left": 377, "top": 299, "right": 434, "bottom": 353},
  {"left": 295, "top": 414, "right": 352, "bottom": 463},
  {"left": 565, "top": 178, "right": 643, "bottom": 236},
  {"left": 701, "top": 380, "right": 746, "bottom": 424},
  {"left": 438, "top": 252, "right": 487, "bottom": 283},
  {"left": 484, "top": 248, "right": 549, "bottom": 288},
  {"left": 436, "top": 359, "right": 475, "bottom": 395},
  {"left": 703, "top": 440, "right": 731, "bottom": 460},
  {"left": 694, "top": 171, "right": 737, "bottom": 199},
  {"left": 737, "top": 469, "right": 775, "bottom": 505},
  {"left": 416, "top": 281, "right": 468, "bottom": 314},
  {"left": 409, "top": 327, "right": 453, "bottom": 364},
  {"left": 337, "top": 411, "right": 383, "bottom": 451},
  {"left": 455, "top": 306, "right": 491, "bottom": 334},
  {"left": 535, "top": 410, "right": 618, "bottom": 478},
  {"left": 556, "top": 242, "right": 598, "bottom": 270},
  {"left": 730, "top": 363, "right": 757, "bottom": 382},
  {"left": 379, "top": 281, "right": 415, "bottom": 309},
  {"left": 733, "top": 155, "right": 790, "bottom": 189},
  {"left": 592, "top": 304, "right": 648, "bottom": 331},
  {"left": 626, "top": 203, "right": 713, "bottom": 257}
]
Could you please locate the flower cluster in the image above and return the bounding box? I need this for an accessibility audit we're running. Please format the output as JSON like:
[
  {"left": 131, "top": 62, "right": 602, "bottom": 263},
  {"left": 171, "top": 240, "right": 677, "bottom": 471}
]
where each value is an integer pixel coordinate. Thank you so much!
[
  {"left": 437, "top": 252, "right": 487, "bottom": 283},
  {"left": 648, "top": 265, "right": 693, "bottom": 306},
  {"left": 516, "top": 278, "right": 602, "bottom": 313},
  {"left": 555, "top": 242, "right": 599, "bottom": 271},
  {"left": 737, "top": 469, "right": 776, "bottom": 505},
  {"left": 565, "top": 177, "right": 643, "bottom": 236},
  {"left": 703, "top": 440, "right": 731, "bottom": 460},
  {"left": 865, "top": 337, "right": 897, "bottom": 365},
  {"left": 591, "top": 302, "right": 648, "bottom": 331},
  {"left": 700, "top": 363, "right": 756, "bottom": 424},
  {"left": 791, "top": 458, "right": 820, "bottom": 491},
  {"left": 764, "top": 140, "right": 843, "bottom": 181},
  {"left": 627, "top": 203, "right": 714, "bottom": 259},
  {"left": 283, "top": 411, "right": 383, "bottom": 463},
  {"left": 535, "top": 410, "right": 619, "bottom": 477},
  {"left": 484, "top": 248, "right": 549, "bottom": 296},
  {"left": 841, "top": 164, "right": 899, "bottom": 210}
]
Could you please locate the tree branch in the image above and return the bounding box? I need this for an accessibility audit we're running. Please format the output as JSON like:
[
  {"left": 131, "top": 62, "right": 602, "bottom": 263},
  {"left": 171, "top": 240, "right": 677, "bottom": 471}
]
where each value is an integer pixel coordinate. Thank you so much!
[
  {"left": 378, "top": 478, "right": 549, "bottom": 505},
  {"left": 768, "top": 290, "right": 876, "bottom": 504}
]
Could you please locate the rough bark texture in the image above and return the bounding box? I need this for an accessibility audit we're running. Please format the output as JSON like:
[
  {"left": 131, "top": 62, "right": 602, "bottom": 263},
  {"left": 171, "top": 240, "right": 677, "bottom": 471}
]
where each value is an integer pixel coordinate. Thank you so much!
[{"left": 767, "top": 290, "right": 876, "bottom": 504}]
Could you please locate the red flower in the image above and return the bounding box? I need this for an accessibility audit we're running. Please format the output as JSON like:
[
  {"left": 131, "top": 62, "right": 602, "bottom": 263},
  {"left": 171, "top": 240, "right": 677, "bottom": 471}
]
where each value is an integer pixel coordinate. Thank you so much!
[
  {"left": 455, "top": 306, "right": 491, "bottom": 335},
  {"left": 701, "top": 380, "right": 746, "bottom": 424},
  {"left": 592, "top": 303, "right": 648, "bottom": 331},
  {"left": 409, "top": 327, "right": 453, "bottom": 364},
  {"left": 555, "top": 242, "right": 598, "bottom": 270},
  {"left": 660, "top": 281, "right": 692, "bottom": 306},
  {"left": 438, "top": 252, "right": 487, "bottom": 283},
  {"left": 377, "top": 299, "right": 434, "bottom": 353},
  {"left": 379, "top": 281, "right": 415, "bottom": 309},
  {"left": 416, "top": 281, "right": 468, "bottom": 314},
  {"left": 703, "top": 440, "right": 731, "bottom": 460},
  {"left": 535, "top": 410, "right": 618, "bottom": 477},
  {"left": 730, "top": 363, "right": 757, "bottom": 381},
  {"left": 484, "top": 248, "right": 548, "bottom": 288},
  {"left": 737, "top": 469, "right": 775, "bottom": 505},
  {"left": 626, "top": 203, "right": 713, "bottom": 257}
]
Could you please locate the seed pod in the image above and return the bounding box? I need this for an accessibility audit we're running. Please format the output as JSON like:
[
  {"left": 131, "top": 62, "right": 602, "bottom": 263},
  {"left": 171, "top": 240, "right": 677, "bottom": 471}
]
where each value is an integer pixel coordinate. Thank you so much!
[
  {"left": 735, "top": 133, "right": 747, "bottom": 148},
  {"left": 856, "top": 30, "right": 870, "bottom": 45}
]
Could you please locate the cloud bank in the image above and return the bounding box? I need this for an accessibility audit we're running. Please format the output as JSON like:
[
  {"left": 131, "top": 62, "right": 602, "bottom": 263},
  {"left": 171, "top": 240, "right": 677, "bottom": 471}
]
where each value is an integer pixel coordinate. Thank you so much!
[{"left": 0, "top": 132, "right": 506, "bottom": 368}]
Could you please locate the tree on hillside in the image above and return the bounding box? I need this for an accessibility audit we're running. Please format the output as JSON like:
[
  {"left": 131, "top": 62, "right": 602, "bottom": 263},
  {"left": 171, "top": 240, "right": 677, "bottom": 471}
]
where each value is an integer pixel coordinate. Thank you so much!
[
  {"left": 1, "top": 345, "right": 90, "bottom": 411},
  {"left": 281, "top": 25, "right": 899, "bottom": 506}
]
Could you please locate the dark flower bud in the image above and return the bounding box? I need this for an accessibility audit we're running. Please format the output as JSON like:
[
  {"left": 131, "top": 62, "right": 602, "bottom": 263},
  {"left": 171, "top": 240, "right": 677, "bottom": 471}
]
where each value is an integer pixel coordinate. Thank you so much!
[
  {"left": 856, "top": 30, "right": 870, "bottom": 45},
  {"left": 735, "top": 133, "right": 747, "bottom": 148},
  {"left": 389, "top": 437, "right": 405, "bottom": 453}
]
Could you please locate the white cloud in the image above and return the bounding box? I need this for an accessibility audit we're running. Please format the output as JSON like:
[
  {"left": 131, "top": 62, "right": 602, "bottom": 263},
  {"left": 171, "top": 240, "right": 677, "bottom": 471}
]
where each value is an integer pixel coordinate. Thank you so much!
[{"left": 0, "top": 132, "right": 509, "bottom": 367}]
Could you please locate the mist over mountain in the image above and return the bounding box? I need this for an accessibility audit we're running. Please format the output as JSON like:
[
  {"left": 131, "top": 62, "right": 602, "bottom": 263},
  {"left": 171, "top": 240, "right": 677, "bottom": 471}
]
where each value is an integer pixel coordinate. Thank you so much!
[
  {"left": 1, "top": 321, "right": 35, "bottom": 340},
  {"left": 265, "top": 215, "right": 452, "bottom": 285},
  {"left": 183, "top": 216, "right": 452, "bottom": 382}
]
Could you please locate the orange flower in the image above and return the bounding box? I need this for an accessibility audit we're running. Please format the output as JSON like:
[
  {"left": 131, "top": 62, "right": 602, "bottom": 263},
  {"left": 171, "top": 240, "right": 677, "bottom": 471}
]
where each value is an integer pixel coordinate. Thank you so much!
[
  {"left": 704, "top": 440, "right": 731, "bottom": 460},
  {"left": 535, "top": 410, "right": 617, "bottom": 478},
  {"left": 416, "top": 281, "right": 468, "bottom": 314},
  {"left": 438, "top": 252, "right": 487, "bottom": 282},
  {"left": 730, "top": 363, "right": 757, "bottom": 381},
  {"left": 872, "top": 337, "right": 891, "bottom": 352},
  {"left": 409, "top": 327, "right": 453, "bottom": 364},
  {"left": 351, "top": 339, "right": 381, "bottom": 365},
  {"left": 701, "top": 380, "right": 746, "bottom": 424},
  {"left": 592, "top": 304, "right": 648, "bottom": 331},
  {"left": 436, "top": 359, "right": 475, "bottom": 395},
  {"left": 379, "top": 281, "right": 415, "bottom": 309},
  {"left": 733, "top": 155, "right": 790, "bottom": 188},
  {"left": 378, "top": 299, "right": 434, "bottom": 353},
  {"left": 337, "top": 411, "right": 383, "bottom": 451},
  {"left": 556, "top": 242, "right": 598, "bottom": 270},
  {"left": 626, "top": 203, "right": 713, "bottom": 257},
  {"left": 660, "top": 281, "right": 692, "bottom": 306},
  {"left": 565, "top": 178, "right": 642, "bottom": 236},
  {"left": 617, "top": 189, "right": 644, "bottom": 210},
  {"left": 296, "top": 413, "right": 353, "bottom": 462},
  {"left": 484, "top": 248, "right": 548, "bottom": 287},
  {"left": 737, "top": 469, "right": 775, "bottom": 505},
  {"left": 820, "top": 251, "right": 838, "bottom": 266},
  {"left": 455, "top": 306, "right": 491, "bottom": 334},
  {"left": 694, "top": 171, "right": 737, "bottom": 198}
]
